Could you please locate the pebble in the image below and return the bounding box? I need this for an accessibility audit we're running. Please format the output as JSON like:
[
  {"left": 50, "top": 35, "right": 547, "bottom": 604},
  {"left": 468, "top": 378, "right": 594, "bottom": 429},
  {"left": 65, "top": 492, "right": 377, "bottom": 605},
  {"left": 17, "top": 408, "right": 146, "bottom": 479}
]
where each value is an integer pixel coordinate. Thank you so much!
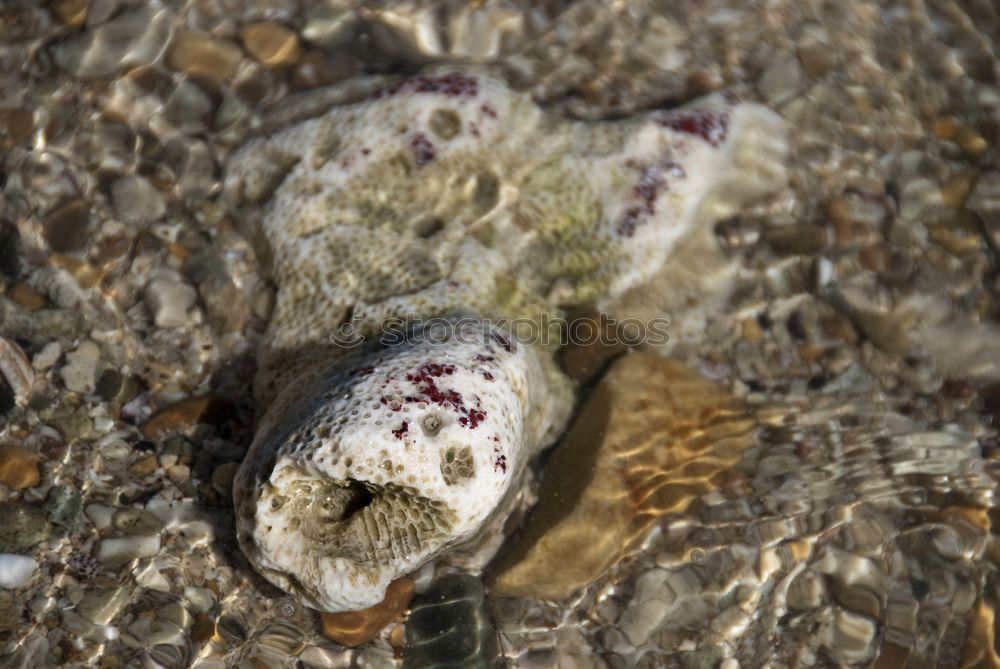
[
  {"left": 143, "top": 272, "right": 197, "bottom": 328},
  {"left": 129, "top": 455, "right": 158, "bottom": 477},
  {"left": 77, "top": 587, "right": 130, "bottom": 625},
  {"left": 43, "top": 198, "right": 90, "bottom": 255},
  {"left": 0, "top": 337, "right": 33, "bottom": 408},
  {"left": 95, "top": 534, "right": 161, "bottom": 566},
  {"left": 60, "top": 340, "right": 100, "bottom": 394},
  {"left": 210, "top": 462, "right": 239, "bottom": 499},
  {"left": 968, "top": 171, "right": 1000, "bottom": 221},
  {"left": 0, "top": 219, "right": 20, "bottom": 279},
  {"left": 758, "top": 57, "right": 802, "bottom": 105},
  {"left": 141, "top": 395, "right": 228, "bottom": 438},
  {"left": 0, "top": 445, "right": 41, "bottom": 490},
  {"left": 404, "top": 574, "right": 499, "bottom": 669},
  {"left": 49, "top": 0, "right": 86, "bottom": 27},
  {"left": 8, "top": 283, "right": 45, "bottom": 311},
  {"left": 0, "top": 555, "right": 37, "bottom": 589},
  {"left": 198, "top": 270, "right": 250, "bottom": 333},
  {"left": 111, "top": 508, "right": 164, "bottom": 536},
  {"left": 0, "top": 503, "right": 51, "bottom": 553},
  {"left": 111, "top": 176, "right": 166, "bottom": 224},
  {"left": 167, "top": 31, "right": 244, "bottom": 82},
  {"left": 240, "top": 21, "right": 302, "bottom": 67},
  {"left": 52, "top": 6, "right": 172, "bottom": 77},
  {"left": 30, "top": 342, "right": 61, "bottom": 371},
  {"left": 321, "top": 577, "right": 415, "bottom": 647},
  {"left": 43, "top": 485, "right": 82, "bottom": 529},
  {"left": 95, "top": 369, "right": 140, "bottom": 404}
]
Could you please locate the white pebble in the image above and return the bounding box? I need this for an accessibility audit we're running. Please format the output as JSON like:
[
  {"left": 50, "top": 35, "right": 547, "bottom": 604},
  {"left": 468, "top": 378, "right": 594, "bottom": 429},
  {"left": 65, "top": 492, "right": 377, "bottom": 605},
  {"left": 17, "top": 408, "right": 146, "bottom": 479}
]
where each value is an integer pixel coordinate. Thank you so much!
[
  {"left": 31, "top": 341, "right": 62, "bottom": 371},
  {"left": 0, "top": 554, "right": 38, "bottom": 589},
  {"left": 96, "top": 535, "right": 161, "bottom": 566},
  {"left": 60, "top": 340, "right": 100, "bottom": 394},
  {"left": 144, "top": 272, "right": 197, "bottom": 329}
]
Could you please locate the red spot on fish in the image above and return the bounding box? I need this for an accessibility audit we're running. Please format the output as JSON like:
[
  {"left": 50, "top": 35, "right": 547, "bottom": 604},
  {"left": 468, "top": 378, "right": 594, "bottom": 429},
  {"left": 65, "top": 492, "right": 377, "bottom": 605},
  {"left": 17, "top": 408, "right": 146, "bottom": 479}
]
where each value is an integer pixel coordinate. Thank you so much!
[
  {"left": 494, "top": 454, "right": 507, "bottom": 473},
  {"left": 361, "top": 147, "right": 371, "bottom": 156},
  {"left": 480, "top": 104, "right": 497, "bottom": 118},
  {"left": 410, "top": 133, "right": 436, "bottom": 166},
  {"left": 392, "top": 421, "right": 408, "bottom": 439},
  {"left": 482, "top": 371, "right": 494, "bottom": 381},
  {"left": 616, "top": 157, "right": 685, "bottom": 237}
]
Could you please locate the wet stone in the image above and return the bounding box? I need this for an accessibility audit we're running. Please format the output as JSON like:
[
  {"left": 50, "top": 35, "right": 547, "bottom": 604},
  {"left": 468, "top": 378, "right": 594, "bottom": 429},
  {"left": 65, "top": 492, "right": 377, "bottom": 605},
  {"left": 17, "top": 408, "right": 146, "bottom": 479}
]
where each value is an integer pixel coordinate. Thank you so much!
[
  {"left": 111, "top": 507, "right": 164, "bottom": 536},
  {"left": 111, "top": 175, "right": 166, "bottom": 224},
  {"left": 0, "top": 445, "right": 41, "bottom": 490},
  {"left": 240, "top": 21, "right": 302, "bottom": 68},
  {"left": 758, "top": 56, "right": 802, "bottom": 105},
  {"left": 321, "top": 577, "right": 415, "bottom": 647},
  {"left": 43, "top": 199, "right": 90, "bottom": 255},
  {"left": 167, "top": 31, "right": 244, "bottom": 82},
  {"left": 60, "top": 340, "right": 100, "bottom": 394},
  {"left": 52, "top": 5, "right": 172, "bottom": 76},
  {"left": 0, "top": 220, "right": 20, "bottom": 279},
  {"left": 0, "top": 555, "right": 37, "bottom": 590},
  {"left": 42, "top": 485, "right": 82, "bottom": 529},
  {"left": 95, "top": 369, "right": 140, "bottom": 404},
  {"left": 0, "top": 503, "right": 50, "bottom": 553},
  {"left": 49, "top": 0, "right": 87, "bottom": 27},
  {"left": 404, "top": 574, "right": 500, "bottom": 669},
  {"left": 144, "top": 272, "right": 197, "bottom": 328},
  {"left": 0, "top": 109, "right": 34, "bottom": 150}
]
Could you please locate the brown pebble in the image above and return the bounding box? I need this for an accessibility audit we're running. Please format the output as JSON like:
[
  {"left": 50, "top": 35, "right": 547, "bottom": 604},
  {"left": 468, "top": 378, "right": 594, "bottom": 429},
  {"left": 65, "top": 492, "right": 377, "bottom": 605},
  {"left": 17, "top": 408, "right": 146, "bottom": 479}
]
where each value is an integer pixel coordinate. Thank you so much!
[
  {"left": 240, "top": 21, "right": 302, "bottom": 68},
  {"left": 933, "top": 117, "right": 958, "bottom": 140},
  {"left": 50, "top": 0, "right": 87, "bottom": 27},
  {"left": 0, "top": 108, "right": 34, "bottom": 149},
  {"left": 7, "top": 282, "right": 45, "bottom": 311},
  {"left": 957, "top": 125, "right": 988, "bottom": 156},
  {"left": 43, "top": 199, "right": 90, "bottom": 254},
  {"left": 49, "top": 254, "right": 102, "bottom": 289},
  {"left": 0, "top": 445, "right": 41, "bottom": 489},
  {"left": 320, "top": 577, "right": 415, "bottom": 647},
  {"left": 141, "top": 395, "right": 231, "bottom": 438},
  {"left": 942, "top": 170, "right": 977, "bottom": 208},
  {"left": 129, "top": 455, "right": 158, "bottom": 477},
  {"left": 167, "top": 464, "right": 190, "bottom": 484},
  {"left": 167, "top": 31, "right": 244, "bottom": 82},
  {"left": 741, "top": 318, "right": 763, "bottom": 343}
]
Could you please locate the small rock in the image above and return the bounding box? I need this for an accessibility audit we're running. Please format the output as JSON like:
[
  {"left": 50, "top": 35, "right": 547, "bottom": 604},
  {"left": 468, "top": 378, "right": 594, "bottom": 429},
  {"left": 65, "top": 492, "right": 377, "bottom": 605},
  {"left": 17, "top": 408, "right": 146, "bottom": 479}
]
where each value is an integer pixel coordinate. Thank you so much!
[
  {"left": 240, "top": 21, "right": 302, "bottom": 67},
  {"left": 198, "top": 270, "right": 250, "bottom": 333},
  {"left": 95, "top": 534, "right": 160, "bottom": 566},
  {"left": 404, "top": 574, "right": 499, "bottom": 669},
  {"left": 52, "top": 6, "right": 172, "bottom": 77},
  {"left": 321, "top": 577, "right": 415, "bottom": 647},
  {"left": 758, "top": 57, "right": 802, "bottom": 105},
  {"left": 31, "top": 342, "right": 61, "bottom": 371},
  {"left": 60, "top": 340, "right": 100, "bottom": 394},
  {"left": 167, "top": 463, "right": 190, "bottom": 484},
  {"left": 210, "top": 462, "right": 238, "bottom": 499},
  {"left": 95, "top": 369, "right": 140, "bottom": 404},
  {"left": 0, "top": 219, "right": 20, "bottom": 279},
  {"left": 0, "top": 337, "right": 33, "bottom": 408},
  {"left": 0, "top": 555, "right": 37, "bottom": 589},
  {"left": 129, "top": 455, "right": 158, "bottom": 477},
  {"left": 77, "top": 587, "right": 130, "bottom": 625},
  {"left": 957, "top": 124, "right": 988, "bottom": 157},
  {"left": 144, "top": 273, "right": 197, "bottom": 328},
  {"left": 49, "top": 0, "right": 87, "bottom": 27},
  {"left": 43, "top": 199, "right": 90, "bottom": 255},
  {"left": 0, "top": 503, "right": 50, "bottom": 552},
  {"left": 111, "top": 176, "right": 166, "bottom": 224},
  {"left": 7, "top": 283, "right": 45, "bottom": 311},
  {"left": 43, "top": 485, "right": 82, "bottom": 529},
  {"left": 167, "top": 31, "right": 244, "bottom": 82},
  {"left": 111, "top": 508, "right": 164, "bottom": 536},
  {"left": 163, "top": 79, "right": 215, "bottom": 132},
  {"left": 0, "top": 445, "right": 41, "bottom": 490},
  {"left": 302, "top": 4, "right": 357, "bottom": 46},
  {"left": 968, "top": 171, "right": 1000, "bottom": 221},
  {"left": 141, "top": 395, "right": 230, "bottom": 438},
  {"left": 798, "top": 36, "right": 836, "bottom": 78},
  {"left": 899, "top": 177, "right": 946, "bottom": 223}
]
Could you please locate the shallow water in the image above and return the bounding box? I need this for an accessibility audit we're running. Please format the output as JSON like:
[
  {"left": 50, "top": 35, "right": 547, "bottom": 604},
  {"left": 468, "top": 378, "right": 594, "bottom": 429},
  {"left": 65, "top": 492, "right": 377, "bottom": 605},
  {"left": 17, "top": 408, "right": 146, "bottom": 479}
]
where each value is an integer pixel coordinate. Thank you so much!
[{"left": 0, "top": 1, "right": 999, "bottom": 667}]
